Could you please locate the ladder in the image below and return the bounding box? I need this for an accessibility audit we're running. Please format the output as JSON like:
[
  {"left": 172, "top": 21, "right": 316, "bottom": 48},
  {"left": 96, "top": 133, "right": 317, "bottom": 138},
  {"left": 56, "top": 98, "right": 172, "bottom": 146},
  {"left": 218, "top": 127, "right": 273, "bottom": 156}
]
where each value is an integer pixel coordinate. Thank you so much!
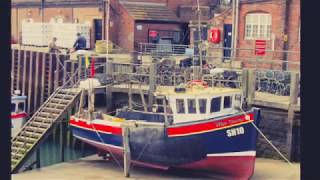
[{"left": 11, "top": 86, "right": 81, "bottom": 173}]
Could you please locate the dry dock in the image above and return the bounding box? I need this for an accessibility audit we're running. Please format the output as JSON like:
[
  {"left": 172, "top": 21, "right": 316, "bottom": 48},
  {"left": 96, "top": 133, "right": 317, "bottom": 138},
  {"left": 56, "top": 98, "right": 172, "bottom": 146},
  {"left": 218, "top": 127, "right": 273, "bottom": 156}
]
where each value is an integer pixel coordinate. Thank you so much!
[{"left": 12, "top": 155, "right": 300, "bottom": 180}]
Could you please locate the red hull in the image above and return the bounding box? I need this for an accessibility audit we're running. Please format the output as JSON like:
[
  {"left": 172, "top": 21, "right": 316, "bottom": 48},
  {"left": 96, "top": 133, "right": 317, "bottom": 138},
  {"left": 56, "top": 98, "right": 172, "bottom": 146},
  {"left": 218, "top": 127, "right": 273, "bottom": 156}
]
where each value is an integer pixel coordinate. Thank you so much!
[{"left": 176, "top": 156, "right": 256, "bottom": 180}]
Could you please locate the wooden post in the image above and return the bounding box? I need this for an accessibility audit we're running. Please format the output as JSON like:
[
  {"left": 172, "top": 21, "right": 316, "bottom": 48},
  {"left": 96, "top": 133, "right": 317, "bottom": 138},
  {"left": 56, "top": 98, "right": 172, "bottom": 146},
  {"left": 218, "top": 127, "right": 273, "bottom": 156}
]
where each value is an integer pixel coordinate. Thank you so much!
[
  {"left": 247, "top": 69, "right": 256, "bottom": 106},
  {"left": 27, "top": 51, "right": 34, "bottom": 114},
  {"left": 286, "top": 72, "right": 300, "bottom": 161},
  {"left": 22, "top": 50, "right": 28, "bottom": 95},
  {"left": 128, "top": 82, "right": 133, "bottom": 110},
  {"left": 36, "top": 148, "right": 41, "bottom": 169},
  {"left": 71, "top": 61, "right": 75, "bottom": 85},
  {"left": 40, "top": 53, "right": 46, "bottom": 104},
  {"left": 48, "top": 54, "right": 53, "bottom": 95},
  {"left": 60, "top": 117, "right": 66, "bottom": 162},
  {"left": 139, "top": 83, "right": 147, "bottom": 112},
  {"left": 54, "top": 54, "right": 61, "bottom": 90},
  {"left": 63, "top": 60, "right": 68, "bottom": 85},
  {"left": 242, "top": 69, "right": 249, "bottom": 100},
  {"left": 11, "top": 49, "right": 15, "bottom": 94},
  {"left": 78, "top": 56, "right": 82, "bottom": 80},
  {"left": 106, "top": 86, "right": 113, "bottom": 112},
  {"left": 148, "top": 61, "right": 157, "bottom": 111},
  {"left": 34, "top": 52, "right": 40, "bottom": 111},
  {"left": 16, "top": 50, "right": 22, "bottom": 91},
  {"left": 122, "top": 126, "right": 131, "bottom": 177},
  {"left": 163, "top": 97, "right": 169, "bottom": 126},
  {"left": 289, "top": 72, "right": 299, "bottom": 105}
]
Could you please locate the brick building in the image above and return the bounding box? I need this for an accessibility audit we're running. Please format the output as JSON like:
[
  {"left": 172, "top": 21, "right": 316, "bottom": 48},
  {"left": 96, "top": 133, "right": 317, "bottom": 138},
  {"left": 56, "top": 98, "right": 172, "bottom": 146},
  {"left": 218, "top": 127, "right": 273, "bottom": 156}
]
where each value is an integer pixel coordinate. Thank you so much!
[
  {"left": 236, "top": 0, "right": 300, "bottom": 70},
  {"left": 206, "top": 0, "right": 300, "bottom": 70},
  {"left": 11, "top": 0, "right": 221, "bottom": 50}
]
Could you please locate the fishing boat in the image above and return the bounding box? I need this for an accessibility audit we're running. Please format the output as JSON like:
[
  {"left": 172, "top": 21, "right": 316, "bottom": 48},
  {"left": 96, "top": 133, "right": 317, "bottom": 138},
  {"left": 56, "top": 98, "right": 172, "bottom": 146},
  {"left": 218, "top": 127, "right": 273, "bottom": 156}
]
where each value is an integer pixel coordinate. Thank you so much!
[
  {"left": 69, "top": 79, "right": 260, "bottom": 179},
  {"left": 11, "top": 91, "right": 27, "bottom": 137}
]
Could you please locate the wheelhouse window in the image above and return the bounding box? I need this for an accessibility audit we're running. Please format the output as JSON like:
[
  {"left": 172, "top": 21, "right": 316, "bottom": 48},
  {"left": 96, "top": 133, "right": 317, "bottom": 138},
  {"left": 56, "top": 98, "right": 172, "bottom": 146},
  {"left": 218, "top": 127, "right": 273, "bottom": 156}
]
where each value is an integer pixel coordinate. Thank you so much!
[
  {"left": 223, "top": 96, "right": 232, "bottom": 109},
  {"left": 187, "top": 99, "right": 197, "bottom": 114},
  {"left": 199, "top": 99, "right": 207, "bottom": 114},
  {"left": 245, "top": 13, "right": 272, "bottom": 40},
  {"left": 176, "top": 99, "right": 185, "bottom": 114},
  {"left": 11, "top": 103, "right": 16, "bottom": 113},
  {"left": 210, "top": 97, "right": 221, "bottom": 113},
  {"left": 17, "top": 102, "right": 25, "bottom": 113}
]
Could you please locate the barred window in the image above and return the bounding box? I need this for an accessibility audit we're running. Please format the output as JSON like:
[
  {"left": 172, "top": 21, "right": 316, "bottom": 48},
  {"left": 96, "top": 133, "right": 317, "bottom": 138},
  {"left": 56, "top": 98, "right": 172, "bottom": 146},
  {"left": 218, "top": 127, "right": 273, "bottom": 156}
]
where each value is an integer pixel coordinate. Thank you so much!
[{"left": 245, "top": 13, "right": 272, "bottom": 40}]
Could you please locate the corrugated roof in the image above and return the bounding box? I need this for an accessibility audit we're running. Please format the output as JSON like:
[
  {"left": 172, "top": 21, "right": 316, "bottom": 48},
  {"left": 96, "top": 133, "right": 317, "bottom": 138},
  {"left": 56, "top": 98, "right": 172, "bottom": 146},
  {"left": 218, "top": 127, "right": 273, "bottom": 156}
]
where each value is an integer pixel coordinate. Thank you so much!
[{"left": 120, "top": 1, "right": 180, "bottom": 22}]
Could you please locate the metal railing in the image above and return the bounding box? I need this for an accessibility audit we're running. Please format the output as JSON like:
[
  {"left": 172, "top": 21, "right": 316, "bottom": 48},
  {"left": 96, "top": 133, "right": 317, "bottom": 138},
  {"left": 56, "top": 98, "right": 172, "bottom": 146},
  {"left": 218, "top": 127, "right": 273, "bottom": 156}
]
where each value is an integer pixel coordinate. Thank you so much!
[{"left": 138, "top": 43, "right": 192, "bottom": 56}]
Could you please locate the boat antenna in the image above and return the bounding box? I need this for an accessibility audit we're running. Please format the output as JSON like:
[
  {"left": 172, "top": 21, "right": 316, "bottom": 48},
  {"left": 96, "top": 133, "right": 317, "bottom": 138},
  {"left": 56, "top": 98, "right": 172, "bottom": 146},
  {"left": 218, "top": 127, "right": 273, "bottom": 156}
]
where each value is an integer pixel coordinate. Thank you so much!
[{"left": 196, "top": 0, "right": 203, "bottom": 78}]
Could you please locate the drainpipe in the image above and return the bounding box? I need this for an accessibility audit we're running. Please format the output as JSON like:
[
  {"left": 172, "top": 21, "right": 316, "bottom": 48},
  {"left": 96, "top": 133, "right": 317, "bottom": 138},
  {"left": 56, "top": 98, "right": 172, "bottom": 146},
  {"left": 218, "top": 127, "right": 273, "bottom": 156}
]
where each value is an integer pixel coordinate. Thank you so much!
[
  {"left": 231, "top": 0, "right": 236, "bottom": 58},
  {"left": 41, "top": 0, "right": 45, "bottom": 22},
  {"left": 233, "top": 0, "right": 239, "bottom": 58},
  {"left": 282, "top": 0, "right": 291, "bottom": 71},
  {"left": 102, "top": 0, "right": 107, "bottom": 40}
]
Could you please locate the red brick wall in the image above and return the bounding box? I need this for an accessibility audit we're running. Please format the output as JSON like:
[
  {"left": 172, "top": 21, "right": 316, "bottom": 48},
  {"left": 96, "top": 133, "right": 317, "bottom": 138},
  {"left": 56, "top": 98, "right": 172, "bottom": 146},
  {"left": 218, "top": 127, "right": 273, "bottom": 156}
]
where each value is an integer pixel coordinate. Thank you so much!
[
  {"left": 237, "top": 0, "right": 288, "bottom": 69},
  {"left": 134, "top": 22, "right": 183, "bottom": 44},
  {"left": 120, "top": 0, "right": 214, "bottom": 15},
  {"left": 110, "top": 0, "right": 135, "bottom": 51},
  {"left": 287, "top": 0, "right": 300, "bottom": 71},
  {"left": 11, "top": 7, "right": 102, "bottom": 46}
]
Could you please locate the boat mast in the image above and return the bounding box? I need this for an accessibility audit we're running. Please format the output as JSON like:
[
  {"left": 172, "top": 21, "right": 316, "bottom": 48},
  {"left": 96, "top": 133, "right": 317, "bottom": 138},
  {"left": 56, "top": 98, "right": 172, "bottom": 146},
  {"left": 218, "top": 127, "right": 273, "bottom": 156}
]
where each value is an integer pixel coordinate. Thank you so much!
[{"left": 195, "top": 0, "right": 203, "bottom": 79}]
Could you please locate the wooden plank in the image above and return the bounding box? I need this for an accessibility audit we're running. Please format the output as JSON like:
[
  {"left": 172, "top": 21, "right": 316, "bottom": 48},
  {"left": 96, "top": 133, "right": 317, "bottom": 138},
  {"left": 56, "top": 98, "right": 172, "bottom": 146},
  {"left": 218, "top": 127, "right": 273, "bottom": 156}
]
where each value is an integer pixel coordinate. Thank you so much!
[
  {"left": 16, "top": 50, "right": 21, "bottom": 91},
  {"left": 40, "top": 53, "right": 46, "bottom": 104},
  {"left": 48, "top": 53, "right": 53, "bottom": 96},
  {"left": 34, "top": 52, "right": 40, "bottom": 111},
  {"left": 27, "top": 51, "right": 34, "bottom": 114},
  {"left": 54, "top": 54, "right": 61, "bottom": 90},
  {"left": 11, "top": 49, "right": 15, "bottom": 94},
  {"left": 22, "top": 50, "right": 28, "bottom": 95},
  {"left": 253, "top": 99, "right": 289, "bottom": 110}
]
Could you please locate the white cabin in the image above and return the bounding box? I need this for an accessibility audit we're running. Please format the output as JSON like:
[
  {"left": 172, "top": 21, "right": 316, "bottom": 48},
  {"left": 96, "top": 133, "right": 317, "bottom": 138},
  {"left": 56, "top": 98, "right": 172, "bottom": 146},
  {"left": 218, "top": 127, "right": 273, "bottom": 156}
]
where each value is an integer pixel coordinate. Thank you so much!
[{"left": 155, "top": 83, "right": 242, "bottom": 124}]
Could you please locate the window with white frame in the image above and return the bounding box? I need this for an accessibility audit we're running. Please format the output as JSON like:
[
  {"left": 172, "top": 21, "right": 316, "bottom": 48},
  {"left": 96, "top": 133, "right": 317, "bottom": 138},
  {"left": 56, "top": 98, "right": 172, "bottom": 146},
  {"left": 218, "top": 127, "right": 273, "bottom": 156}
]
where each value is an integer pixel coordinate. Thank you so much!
[{"left": 245, "top": 13, "right": 272, "bottom": 40}]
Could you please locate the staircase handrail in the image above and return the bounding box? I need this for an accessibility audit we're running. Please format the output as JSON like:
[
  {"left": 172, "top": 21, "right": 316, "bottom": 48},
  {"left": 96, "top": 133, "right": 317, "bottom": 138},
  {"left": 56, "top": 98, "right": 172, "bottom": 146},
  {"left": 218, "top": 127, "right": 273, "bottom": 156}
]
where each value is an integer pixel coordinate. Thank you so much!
[{"left": 11, "top": 67, "right": 82, "bottom": 172}]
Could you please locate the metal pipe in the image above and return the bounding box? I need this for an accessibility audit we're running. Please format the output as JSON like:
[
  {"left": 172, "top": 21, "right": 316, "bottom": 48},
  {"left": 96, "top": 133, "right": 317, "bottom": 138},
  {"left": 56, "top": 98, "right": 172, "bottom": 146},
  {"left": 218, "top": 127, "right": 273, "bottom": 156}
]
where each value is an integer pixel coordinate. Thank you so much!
[
  {"left": 234, "top": 0, "right": 240, "bottom": 57},
  {"left": 231, "top": 0, "right": 236, "bottom": 57},
  {"left": 196, "top": 0, "right": 202, "bottom": 77},
  {"left": 41, "top": 0, "right": 45, "bottom": 23}
]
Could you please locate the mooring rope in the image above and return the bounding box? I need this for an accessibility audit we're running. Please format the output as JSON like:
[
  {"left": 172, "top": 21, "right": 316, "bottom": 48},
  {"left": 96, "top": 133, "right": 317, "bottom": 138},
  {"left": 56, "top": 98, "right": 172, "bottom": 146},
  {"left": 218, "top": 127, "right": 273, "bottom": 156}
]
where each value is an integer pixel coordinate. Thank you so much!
[
  {"left": 239, "top": 106, "right": 293, "bottom": 166},
  {"left": 91, "top": 122, "right": 124, "bottom": 170}
]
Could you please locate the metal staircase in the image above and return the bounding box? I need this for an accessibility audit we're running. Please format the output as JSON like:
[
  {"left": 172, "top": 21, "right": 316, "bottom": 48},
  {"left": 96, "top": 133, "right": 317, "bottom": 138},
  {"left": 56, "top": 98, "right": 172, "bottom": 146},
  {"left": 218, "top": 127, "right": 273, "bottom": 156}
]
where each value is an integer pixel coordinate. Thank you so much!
[{"left": 11, "top": 85, "right": 82, "bottom": 173}]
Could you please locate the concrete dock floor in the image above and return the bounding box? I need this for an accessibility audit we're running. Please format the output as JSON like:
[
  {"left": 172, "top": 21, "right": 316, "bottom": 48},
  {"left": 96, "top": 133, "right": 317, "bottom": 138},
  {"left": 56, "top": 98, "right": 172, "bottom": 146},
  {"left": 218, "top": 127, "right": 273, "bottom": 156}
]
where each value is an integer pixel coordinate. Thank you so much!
[{"left": 12, "top": 155, "right": 300, "bottom": 180}]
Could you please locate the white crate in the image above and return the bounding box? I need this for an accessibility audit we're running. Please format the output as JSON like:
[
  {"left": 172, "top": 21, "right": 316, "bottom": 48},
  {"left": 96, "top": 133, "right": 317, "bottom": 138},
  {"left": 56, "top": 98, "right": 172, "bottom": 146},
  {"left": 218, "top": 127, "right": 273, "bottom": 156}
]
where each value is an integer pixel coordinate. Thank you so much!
[{"left": 22, "top": 22, "right": 90, "bottom": 48}]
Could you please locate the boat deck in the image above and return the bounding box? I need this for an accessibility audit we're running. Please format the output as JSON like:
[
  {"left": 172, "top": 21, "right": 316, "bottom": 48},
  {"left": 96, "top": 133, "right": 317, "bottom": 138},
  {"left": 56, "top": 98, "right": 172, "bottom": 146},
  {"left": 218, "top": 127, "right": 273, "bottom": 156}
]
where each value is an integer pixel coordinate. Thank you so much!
[{"left": 12, "top": 155, "right": 300, "bottom": 180}]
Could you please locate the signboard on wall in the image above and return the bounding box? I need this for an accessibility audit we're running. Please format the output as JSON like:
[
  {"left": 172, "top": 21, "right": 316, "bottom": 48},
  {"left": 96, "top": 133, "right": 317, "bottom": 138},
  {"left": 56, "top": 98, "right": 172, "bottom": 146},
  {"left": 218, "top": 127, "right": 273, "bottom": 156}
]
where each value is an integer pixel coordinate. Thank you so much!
[{"left": 255, "top": 40, "right": 266, "bottom": 56}]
